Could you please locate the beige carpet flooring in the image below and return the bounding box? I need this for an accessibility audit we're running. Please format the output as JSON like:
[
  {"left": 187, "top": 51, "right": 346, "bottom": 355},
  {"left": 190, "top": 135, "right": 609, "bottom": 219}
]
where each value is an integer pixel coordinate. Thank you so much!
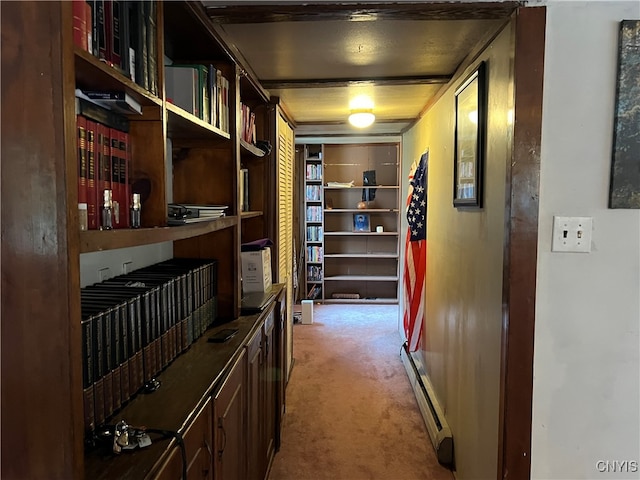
[{"left": 268, "top": 304, "right": 454, "bottom": 480}]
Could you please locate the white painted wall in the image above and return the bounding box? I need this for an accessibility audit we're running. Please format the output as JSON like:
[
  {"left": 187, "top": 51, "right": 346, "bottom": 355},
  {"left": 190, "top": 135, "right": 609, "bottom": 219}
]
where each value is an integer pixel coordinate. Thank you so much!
[
  {"left": 80, "top": 242, "right": 173, "bottom": 286},
  {"left": 533, "top": 2, "right": 640, "bottom": 479}
]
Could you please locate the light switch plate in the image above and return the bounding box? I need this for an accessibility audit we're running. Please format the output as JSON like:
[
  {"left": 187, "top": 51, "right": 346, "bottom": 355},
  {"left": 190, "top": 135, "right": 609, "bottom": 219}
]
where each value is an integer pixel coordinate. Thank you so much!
[{"left": 552, "top": 216, "right": 592, "bottom": 253}]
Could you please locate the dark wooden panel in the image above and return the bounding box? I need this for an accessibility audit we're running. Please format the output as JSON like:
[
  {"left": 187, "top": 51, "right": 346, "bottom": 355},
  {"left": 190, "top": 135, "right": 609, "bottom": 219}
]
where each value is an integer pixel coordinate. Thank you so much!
[
  {"left": 1, "top": 2, "right": 83, "bottom": 478},
  {"left": 213, "top": 349, "right": 247, "bottom": 480},
  {"left": 205, "top": 3, "right": 520, "bottom": 23},
  {"left": 174, "top": 229, "right": 239, "bottom": 320},
  {"left": 173, "top": 147, "right": 236, "bottom": 209},
  {"left": 498, "top": 7, "right": 545, "bottom": 480},
  {"left": 129, "top": 118, "right": 167, "bottom": 227}
]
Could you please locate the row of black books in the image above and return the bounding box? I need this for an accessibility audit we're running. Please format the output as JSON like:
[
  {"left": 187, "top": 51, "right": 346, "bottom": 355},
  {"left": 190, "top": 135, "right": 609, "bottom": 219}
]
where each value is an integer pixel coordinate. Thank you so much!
[
  {"left": 167, "top": 204, "right": 228, "bottom": 226},
  {"left": 73, "top": 1, "right": 159, "bottom": 96},
  {"left": 81, "top": 258, "right": 218, "bottom": 438}
]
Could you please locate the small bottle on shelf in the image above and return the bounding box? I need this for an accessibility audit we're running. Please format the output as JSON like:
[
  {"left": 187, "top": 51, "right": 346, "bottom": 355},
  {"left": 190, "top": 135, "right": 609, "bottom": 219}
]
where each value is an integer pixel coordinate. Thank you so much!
[
  {"left": 78, "top": 203, "right": 88, "bottom": 231},
  {"left": 130, "top": 193, "right": 141, "bottom": 228},
  {"left": 101, "top": 189, "right": 113, "bottom": 230}
]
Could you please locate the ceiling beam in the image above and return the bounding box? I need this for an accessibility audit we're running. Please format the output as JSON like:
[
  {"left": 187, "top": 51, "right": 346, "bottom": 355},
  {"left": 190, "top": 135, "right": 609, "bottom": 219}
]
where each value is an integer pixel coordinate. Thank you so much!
[
  {"left": 262, "top": 75, "right": 451, "bottom": 90},
  {"left": 204, "top": 2, "right": 521, "bottom": 24}
]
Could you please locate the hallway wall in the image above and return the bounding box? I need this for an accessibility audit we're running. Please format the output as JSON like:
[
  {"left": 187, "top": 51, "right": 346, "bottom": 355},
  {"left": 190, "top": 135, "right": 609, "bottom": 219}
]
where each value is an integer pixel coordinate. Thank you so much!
[
  {"left": 402, "top": 22, "right": 515, "bottom": 480},
  {"left": 533, "top": 2, "right": 640, "bottom": 478}
]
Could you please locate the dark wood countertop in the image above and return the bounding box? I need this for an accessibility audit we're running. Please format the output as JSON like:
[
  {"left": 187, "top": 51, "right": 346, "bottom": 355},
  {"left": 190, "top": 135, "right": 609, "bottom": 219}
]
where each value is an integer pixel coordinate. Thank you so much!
[{"left": 84, "top": 285, "right": 282, "bottom": 479}]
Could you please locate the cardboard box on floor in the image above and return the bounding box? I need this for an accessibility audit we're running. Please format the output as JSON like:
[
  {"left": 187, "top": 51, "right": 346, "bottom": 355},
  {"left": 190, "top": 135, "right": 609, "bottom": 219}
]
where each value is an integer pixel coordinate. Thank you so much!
[{"left": 241, "top": 247, "right": 272, "bottom": 292}]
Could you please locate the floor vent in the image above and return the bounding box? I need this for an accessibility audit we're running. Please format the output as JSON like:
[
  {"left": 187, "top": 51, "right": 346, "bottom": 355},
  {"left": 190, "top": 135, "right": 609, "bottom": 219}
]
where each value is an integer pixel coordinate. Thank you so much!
[{"left": 400, "top": 342, "right": 454, "bottom": 468}]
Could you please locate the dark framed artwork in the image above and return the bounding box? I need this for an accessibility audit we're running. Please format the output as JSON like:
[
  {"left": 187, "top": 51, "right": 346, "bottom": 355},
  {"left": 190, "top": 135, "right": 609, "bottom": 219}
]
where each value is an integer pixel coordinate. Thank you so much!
[
  {"left": 609, "top": 20, "right": 640, "bottom": 209},
  {"left": 453, "top": 61, "right": 487, "bottom": 208},
  {"left": 353, "top": 213, "right": 370, "bottom": 232}
]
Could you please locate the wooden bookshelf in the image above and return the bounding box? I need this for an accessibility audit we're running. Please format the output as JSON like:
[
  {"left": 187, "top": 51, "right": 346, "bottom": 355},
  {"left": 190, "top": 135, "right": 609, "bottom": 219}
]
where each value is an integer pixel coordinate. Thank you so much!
[
  {"left": 302, "top": 142, "right": 401, "bottom": 303},
  {"left": 1, "top": 2, "right": 287, "bottom": 479}
]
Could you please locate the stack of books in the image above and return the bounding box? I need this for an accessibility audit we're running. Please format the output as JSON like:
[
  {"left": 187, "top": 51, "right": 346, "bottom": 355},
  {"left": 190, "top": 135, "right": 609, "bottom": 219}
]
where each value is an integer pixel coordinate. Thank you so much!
[{"left": 168, "top": 204, "right": 228, "bottom": 225}]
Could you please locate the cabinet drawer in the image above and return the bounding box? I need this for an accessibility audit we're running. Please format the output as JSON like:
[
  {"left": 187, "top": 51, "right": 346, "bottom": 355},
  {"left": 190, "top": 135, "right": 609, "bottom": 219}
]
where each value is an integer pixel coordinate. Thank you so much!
[{"left": 152, "top": 398, "right": 212, "bottom": 480}]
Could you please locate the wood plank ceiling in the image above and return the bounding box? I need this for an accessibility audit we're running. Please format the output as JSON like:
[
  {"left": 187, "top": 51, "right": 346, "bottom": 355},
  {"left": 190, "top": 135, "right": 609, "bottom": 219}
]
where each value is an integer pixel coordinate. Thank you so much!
[{"left": 202, "top": 2, "right": 519, "bottom": 137}]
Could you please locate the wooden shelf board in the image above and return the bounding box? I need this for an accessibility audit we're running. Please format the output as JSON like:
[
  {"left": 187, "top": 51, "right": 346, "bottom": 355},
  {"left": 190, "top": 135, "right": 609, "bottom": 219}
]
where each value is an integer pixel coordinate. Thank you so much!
[
  {"left": 74, "top": 48, "right": 162, "bottom": 108},
  {"left": 324, "top": 208, "right": 399, "bottom": 213},
  {"left": 240, "top": 139, "right": 267, "bottom": 157},
  {"left": 324, "top": 231, "right": 398, "bottom": 236},
  {"left": 166, "top": 103, "right": 231, "bottom": 140},
  {"left": 323, "top": 275, "right": 399, "bottom": 281},
  {"left": 323, "top": 185, "right": 399, "bottom": 190},
  {"left": 324, "top": 253, "right": 398, "bottom": 259},
  {"left": 80, "top": 216, "right": 238, "bottom": 253},
  {"left": 241, "top": 211, "right": 263, "bottom": 219}
]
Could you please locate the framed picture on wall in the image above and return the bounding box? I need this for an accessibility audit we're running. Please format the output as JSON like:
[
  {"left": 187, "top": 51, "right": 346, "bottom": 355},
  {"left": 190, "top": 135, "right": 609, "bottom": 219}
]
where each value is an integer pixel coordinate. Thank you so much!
[
  {"left": 453, "top": 61, "right": 487, "bottom": 208},
  {"left": 353, "top": 213, "right": 371, "bottom": 232}
]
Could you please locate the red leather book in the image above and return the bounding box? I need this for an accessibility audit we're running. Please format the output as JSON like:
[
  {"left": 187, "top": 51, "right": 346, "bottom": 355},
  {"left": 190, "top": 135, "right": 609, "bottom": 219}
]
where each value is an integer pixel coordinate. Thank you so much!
[
  {"left": 109, "top": 127, "right": 123, "bottom": 228},
  {"left": 84, "top": 1, "right": 93, "bottom": 55},
  {"left": 77, "top": 115, "right": 88, "bottom": 206},
  {"left": 85, "top": 119, "right": 98, "bottom": 229},
  {"left": 97, "top": 124, "right": 112, "bottom": 228},
  {"left": 108, "top": 0, "right": 122, "bottom": 68},
  {"left": 72, "top": 0, "right": 87, "bottom": 51},
  {"left": 119, "top": 131, "right": 131, "bottom": 228}
]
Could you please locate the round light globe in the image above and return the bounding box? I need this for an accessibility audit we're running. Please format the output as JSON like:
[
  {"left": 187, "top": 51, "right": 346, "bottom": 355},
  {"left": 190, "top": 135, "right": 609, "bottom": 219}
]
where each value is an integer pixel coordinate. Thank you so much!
[{"left": 348, "top": 110, "right": 375, "bottom": 128}]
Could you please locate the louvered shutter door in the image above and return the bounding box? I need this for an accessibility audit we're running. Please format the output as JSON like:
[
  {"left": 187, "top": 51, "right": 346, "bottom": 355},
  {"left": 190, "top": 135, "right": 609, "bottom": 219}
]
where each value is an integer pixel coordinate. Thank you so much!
[{"left": 277, "top": 113, "right": 294, "bottom": 377}]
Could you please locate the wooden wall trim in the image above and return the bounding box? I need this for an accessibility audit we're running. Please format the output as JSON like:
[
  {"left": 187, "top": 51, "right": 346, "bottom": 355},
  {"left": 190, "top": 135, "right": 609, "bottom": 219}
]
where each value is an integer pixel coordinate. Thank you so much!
[
  {"left": 498, "top": 6, "right": 545, "bottom": 480},
  {"left": 1, "top": 2, "right": 83, "bottom": 478}
]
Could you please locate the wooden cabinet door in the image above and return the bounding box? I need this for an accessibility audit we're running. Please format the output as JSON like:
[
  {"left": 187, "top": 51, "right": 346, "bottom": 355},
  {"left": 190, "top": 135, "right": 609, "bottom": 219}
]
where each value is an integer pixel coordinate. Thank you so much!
[
  {"left": 153, "top": 398, "right": 213, "bottom": 480},
  {"left": 246, "top": 324, "right": 263, "bottom": 480},
  {"left": 213, "top": 350, "right": 247, "bottom": 480},
  {"left": 263, "top": 310, "right": 277, "bottom": 473}
]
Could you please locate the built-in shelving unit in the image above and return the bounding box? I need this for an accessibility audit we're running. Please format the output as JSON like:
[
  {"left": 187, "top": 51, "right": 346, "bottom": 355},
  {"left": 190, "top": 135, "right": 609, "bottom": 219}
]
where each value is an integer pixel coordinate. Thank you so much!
[
  {"left": 1, "top": 2, "right": 289, "bottom": 478},
  {"left": 299, "top": 143, "right": 400, "bottom": 303},
  {"left": 303, "top": 145, "right": 324, "bottom": 301}
]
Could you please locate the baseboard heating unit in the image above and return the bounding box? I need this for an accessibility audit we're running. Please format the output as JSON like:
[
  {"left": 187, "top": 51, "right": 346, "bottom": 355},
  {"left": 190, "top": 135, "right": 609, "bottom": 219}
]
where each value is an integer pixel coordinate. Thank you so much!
[{"left": 400, "top": 342, "right": 454, "bottom": 468}]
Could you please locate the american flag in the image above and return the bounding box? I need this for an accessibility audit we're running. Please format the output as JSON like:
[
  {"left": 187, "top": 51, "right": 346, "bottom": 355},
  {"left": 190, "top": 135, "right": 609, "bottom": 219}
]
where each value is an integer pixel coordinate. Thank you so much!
[{"left": 403, "top": 151, "right": 428, "bottom": 352}]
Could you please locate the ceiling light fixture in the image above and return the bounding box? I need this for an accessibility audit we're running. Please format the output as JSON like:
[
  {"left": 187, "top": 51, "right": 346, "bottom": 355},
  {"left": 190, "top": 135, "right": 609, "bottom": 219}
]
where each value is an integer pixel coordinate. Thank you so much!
[{"left": 348, "top": 109, "right": 375, "bottom": 128}]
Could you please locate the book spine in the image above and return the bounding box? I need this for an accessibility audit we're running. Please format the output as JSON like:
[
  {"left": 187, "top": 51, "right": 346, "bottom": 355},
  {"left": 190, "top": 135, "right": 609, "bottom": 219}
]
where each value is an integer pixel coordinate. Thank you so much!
[
  {"left": 130, "top": 295, "right": 144, "bottom": 393},
  {"left": 103, "top": 0, "right": 113, "bottom": 65},
  {"left": 139, "top": 2, "right": 149, "bottom": 91},
  {"left": 111, "top": 127, "right": 125, "bottom": 228},
  {"left": 86, "top": 120, "right": 98, "bottom": 229},
  {"left": 140, "top": 292, "right": 153, "bottom": 383},
  {"left": 126, "top": 1, "right": 137, "bottom": 83},
  {"left": 77, "top": 115, "right": 88, "bottom": 206},
  {"left": 110, "top": 0, "right": 122, "bottom": 68},
  {"left": 216, "top": 69, "right": 222, "bottom": 130},
  {"left": 117, "top": 302, "right": 130, "bottom": 402},
  {"left": 91, "top": 312, "right": 106, "bottom": 426},
  {"left": 85, "top": 1, "right": 93, "bottom": 57},
  {"left": 147, "top": 1, "right": 158, "bottom": 96},
  {"left": 119, "top": 0, "right": 129, "bottom": 77},
  {"left": 118, "top": 131, "right": 130, "bottom": 228},
  {"left": 96, "top": 124, "right": 110, "bottom": 229},
  {"left": 83, "top": 91, "right": 125, "bottom": 100},
  {"left": 81, "top": 318, "right": 95, "bottom": 434},
  {"left": 72, "top": 0, "right": 88, "bottom": 51},
  {"left": 110, "top": 308, "right": 122, "bottom": 413},
  {"left": 76, "top": 96, "right": 130, "bottom": 132},
  {"left": 95, "top": 0, "right": 108, "bottom": 61},
  {"left": 208, "top": 65, "right": 216, "bottom": 127}
]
